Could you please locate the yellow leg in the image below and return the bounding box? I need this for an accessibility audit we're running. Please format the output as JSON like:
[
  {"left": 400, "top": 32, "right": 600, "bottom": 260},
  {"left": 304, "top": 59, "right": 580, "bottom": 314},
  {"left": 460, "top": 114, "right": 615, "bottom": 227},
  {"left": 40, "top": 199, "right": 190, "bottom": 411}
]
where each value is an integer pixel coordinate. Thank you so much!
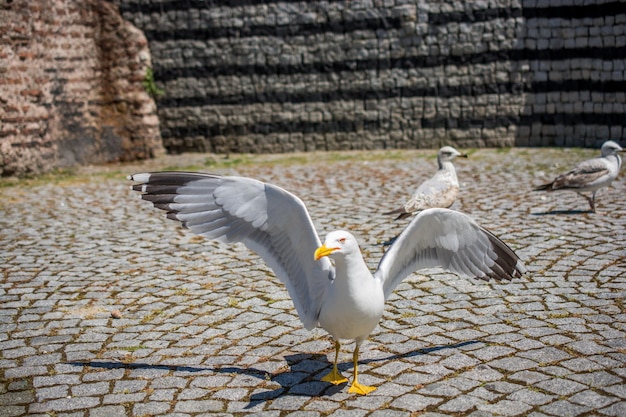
[
  {"left": 321, "top": 340, "right": 348, "bottom": 385},
  {"left": 348, "top": 344, "right": 376, "bottom": 395}
]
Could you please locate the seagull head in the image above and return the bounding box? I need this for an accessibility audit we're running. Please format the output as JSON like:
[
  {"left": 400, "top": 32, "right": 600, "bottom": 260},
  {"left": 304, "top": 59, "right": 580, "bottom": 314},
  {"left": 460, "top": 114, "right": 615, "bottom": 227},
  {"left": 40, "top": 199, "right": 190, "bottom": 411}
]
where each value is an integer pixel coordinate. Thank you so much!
[
  {"left": 439, "top": 146, "right": 468, "bottom": 162},
  {"left": 314, "top": 231, "right": 360, "bottom": 261},
  {"left": 601, "top": 140, "right": 624, "bottom": 157}
]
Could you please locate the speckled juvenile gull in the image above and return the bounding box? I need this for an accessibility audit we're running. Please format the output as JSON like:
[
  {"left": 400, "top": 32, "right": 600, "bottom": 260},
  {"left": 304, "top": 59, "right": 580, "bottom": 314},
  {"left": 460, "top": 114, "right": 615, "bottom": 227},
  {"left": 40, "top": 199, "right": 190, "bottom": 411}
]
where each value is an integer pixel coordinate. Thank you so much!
[
  {"left": 129, "top": 171, "right": 525, "bottom": 395},
  {"left": 385, "top": 146, "right": 468, "bottom": 220},
  {"left": 534, "top": 140, "right": 624, "bottom": 212}
]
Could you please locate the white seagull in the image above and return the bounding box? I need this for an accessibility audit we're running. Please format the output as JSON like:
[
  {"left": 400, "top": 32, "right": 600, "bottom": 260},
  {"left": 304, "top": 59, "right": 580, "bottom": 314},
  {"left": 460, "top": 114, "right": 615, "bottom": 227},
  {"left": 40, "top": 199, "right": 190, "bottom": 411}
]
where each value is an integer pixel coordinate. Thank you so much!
[
  {"left": 533, "top": 140, "right": 624, "bottom": 212},
  {"left": 385, "top": 146, "right": 468, "bottom": 220},
  {"left": 129, "top": 171, "right": 525, "bottom": 395}
]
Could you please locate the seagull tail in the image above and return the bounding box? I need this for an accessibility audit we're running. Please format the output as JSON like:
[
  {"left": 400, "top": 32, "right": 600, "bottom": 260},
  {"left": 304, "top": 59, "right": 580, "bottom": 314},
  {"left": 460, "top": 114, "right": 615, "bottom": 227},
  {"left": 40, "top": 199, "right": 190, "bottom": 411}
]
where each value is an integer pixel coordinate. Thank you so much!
[
  {"left": 383, "top": 208, "right": 411, "bottom": 220},
  {"left": 532, "top": 182, "right": 553, "bottom": 192}
]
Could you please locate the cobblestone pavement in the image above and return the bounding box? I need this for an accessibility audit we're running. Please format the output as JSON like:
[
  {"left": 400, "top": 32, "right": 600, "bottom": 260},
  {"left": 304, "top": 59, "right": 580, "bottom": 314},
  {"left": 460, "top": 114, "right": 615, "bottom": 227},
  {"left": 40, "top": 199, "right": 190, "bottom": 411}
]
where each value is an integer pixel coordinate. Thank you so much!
[{"left": 1, "top": 147, "right": 625, "bottom": 417}]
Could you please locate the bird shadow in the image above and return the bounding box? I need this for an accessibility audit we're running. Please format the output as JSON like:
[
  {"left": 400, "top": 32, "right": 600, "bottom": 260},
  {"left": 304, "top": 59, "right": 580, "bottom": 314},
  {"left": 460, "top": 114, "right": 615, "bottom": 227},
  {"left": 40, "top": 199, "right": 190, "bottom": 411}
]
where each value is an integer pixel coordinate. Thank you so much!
[
  {"left": 67, "top": 340, "right": 478, "bottom": 408},
  {"left": 531, "top": 209, "right": 592, "bottom": 216}
]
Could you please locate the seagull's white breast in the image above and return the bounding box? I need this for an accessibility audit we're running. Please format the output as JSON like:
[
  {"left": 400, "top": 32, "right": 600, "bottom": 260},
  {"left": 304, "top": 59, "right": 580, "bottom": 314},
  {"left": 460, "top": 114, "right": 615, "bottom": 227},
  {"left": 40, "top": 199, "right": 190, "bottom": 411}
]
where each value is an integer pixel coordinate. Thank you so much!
[{"left": 318, "top": 270, "right": 385, "bottom": 342}]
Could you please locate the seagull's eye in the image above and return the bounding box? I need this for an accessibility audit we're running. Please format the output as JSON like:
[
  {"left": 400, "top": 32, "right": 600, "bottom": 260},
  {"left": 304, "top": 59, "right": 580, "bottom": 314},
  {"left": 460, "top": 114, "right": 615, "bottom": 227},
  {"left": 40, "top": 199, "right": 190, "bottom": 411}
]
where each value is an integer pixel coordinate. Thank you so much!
[{"left": 338, "top": 238, "right": 346, "bottom": 244}]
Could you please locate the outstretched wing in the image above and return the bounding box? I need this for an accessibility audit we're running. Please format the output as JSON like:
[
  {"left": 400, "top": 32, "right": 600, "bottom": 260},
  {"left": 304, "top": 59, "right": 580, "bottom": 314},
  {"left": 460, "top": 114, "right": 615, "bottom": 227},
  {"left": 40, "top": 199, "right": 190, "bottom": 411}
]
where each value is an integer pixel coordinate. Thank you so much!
[
  {"left": 129, "top": 172, "right": 334, "bottom": 330},
  {"left": 373, "top": 208, "right": 525, "bottom": 300}
]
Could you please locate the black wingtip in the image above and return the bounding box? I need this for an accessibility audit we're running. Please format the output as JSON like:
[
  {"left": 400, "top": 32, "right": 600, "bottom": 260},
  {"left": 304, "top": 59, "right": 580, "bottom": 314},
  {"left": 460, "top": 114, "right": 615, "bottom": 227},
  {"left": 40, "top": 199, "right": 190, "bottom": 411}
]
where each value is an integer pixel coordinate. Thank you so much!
[{"left": 483, "top": 228, "right": 526, "bottom": 281}]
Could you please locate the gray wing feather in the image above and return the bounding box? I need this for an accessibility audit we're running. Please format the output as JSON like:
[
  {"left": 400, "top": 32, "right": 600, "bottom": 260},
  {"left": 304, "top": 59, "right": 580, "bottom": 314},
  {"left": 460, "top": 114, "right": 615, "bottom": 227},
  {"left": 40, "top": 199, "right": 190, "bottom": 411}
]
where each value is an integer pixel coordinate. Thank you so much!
[
  {"left": 130, "top": 172, "right": 334, "bottom": 330},
  {"left": 374, "top": 208, "right": 525, "bottom": 300},
  {"left": 551, "top": 158, "right": 610, "bottom": 190}
]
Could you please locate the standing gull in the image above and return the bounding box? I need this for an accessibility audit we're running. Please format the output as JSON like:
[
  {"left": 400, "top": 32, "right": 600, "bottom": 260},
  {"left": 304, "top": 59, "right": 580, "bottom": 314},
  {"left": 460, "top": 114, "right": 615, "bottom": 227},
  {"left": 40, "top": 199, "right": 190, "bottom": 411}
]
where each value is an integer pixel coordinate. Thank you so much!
[
  {"left": 129, "top": 171, "right": 525, "bottom": 395},
  {"left": 533, "top": 140, "right": 624, "bottom": 212},
  {"left": 385, "top": 146, "right": 468, "bottom": 220}
]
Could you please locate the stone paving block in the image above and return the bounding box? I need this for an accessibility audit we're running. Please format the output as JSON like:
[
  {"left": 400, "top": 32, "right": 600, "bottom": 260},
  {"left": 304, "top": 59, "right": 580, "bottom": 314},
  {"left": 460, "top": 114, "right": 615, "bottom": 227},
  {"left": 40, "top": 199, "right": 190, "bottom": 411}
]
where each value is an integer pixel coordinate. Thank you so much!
[
  {"left": 173, "top": 399, "right": 224, "bottom": 413},
  {"left": 438, "top": 352, "right": 480, "bottom": 370},
  {"left": 535, "top": 378, "right": 586, "bottom": 396},
  {"left": 133, "top": 401, "right": 172, "bottom": 415},
  {"left": 470, "top": 345, "right": 516, "bottom": 361},
  {"left": 0, "top": 390, "right": 35, "bottom": 406},
  {"left": 34, "top": 385, "right": 69, "bottom": 401},
  {"left": 71, "top": 382, "right": 110, "bottom": 397},
  {"left": 80, "top": 368, "right": 125, "bottom": 382},
  {"left": 370, "top": 382, "right": 414, "bottom": 397},
  {"left": 372, "top": 361, "right": 414, "bottom": 377},
  {"left": 327, "top": 409, "right": 369, "bottom": 417},
  {"left": 488, "top": 357, "right": 538, "bottom": 372},
  {"left": 469, "top": 386, "right": 501, "bottom": 402},
  {"left": 477, "top": 399, "right": 534, "bottom": 416},
  {"left": 285, "top": 412, "right": 322, "bottom": 417},
  {"left": 518, "top": 346, "right": 572, "bottom": 364},
  {"left": 391, "top": 393, "right": 442, "bottom": 411},
  {"left": 4, "top": 366, "right": 48, "bottom": 379},
  {"left": 0, "top": 406, "right": 26, "bottom": 417},
  {"left": 602, "top": 383, "right": 626, "bottom": 399},
  {"left": 507, "top": 387, "right": 555, "bottom": 406},
  {"left": 267, "top": 394, "right": 310, "bottom": 410},
  {"left": 600, "top": 401, "right": 626, "bottom": 417},
  {"left": 102, "top": 392, "right": 146, "bottom": 404},
  {"left": 484, "top": 381, "right": 523, "bottom": 395},
  {"left": 508, "top": 370, "right": 551, "bottom": 385},
  {"left": 112, "top": 379, "right": 147, "bottom": 393},
  {"left": 88, "top": 405, "right": 127, "bottom": 417},
  {"left": 344, "top": 395, "right": 393, "bottom": 411},
  {"left": 570, "top": 389, "right": 618, "bottom": 409},
  {"left": 150, "top": 388, "right": 176, "bottom": 401},
  {"left": 32, "top": 374, "right": 81, "bottom": 388},
  {"left": 29, "top": 396, "right": 100, "bottom": 413},
  {"left": 367, "top": 411, "right": 410, "bottom": 417},
  {"left": 539, "top": 399, "right": 590, "bottom": 416},
  {"left": 177, "top": 387, "right": 210, "bottom": 400},
  {"left": 444, "top": 394, "right": 488, "bottom": 413},
  {"left": 567, "top": 340, "right": 613, "bottom": 355}
]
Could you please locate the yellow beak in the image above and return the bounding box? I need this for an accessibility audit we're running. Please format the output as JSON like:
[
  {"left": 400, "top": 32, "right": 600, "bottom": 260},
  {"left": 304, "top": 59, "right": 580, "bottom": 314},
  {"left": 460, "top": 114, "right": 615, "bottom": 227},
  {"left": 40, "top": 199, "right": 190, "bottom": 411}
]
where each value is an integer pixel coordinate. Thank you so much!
[{"left": 314, "top": 244, "right": 337, "bottom": 261}]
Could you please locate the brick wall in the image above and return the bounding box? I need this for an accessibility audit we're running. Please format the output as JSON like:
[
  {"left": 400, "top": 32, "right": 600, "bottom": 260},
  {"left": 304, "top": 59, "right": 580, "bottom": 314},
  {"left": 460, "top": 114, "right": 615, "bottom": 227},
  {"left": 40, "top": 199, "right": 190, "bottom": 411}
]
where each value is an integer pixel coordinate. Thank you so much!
[
  {"left": 0, "top": 0, "right": 163, "bottom": 176},
  {"left": 115, "top": 0, "right": 625, "bottom": 154}
]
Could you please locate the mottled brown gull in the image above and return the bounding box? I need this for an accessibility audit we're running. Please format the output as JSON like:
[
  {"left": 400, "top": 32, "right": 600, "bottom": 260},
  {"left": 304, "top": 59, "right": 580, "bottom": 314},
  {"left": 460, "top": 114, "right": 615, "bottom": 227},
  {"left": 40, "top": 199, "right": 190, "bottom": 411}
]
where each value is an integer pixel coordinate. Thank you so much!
[
  {"left": 534, "top": 140, "right": 624, "bottom": 212},
  {"left": 385, "top": 146, "right": 468, "bottom": 220}
]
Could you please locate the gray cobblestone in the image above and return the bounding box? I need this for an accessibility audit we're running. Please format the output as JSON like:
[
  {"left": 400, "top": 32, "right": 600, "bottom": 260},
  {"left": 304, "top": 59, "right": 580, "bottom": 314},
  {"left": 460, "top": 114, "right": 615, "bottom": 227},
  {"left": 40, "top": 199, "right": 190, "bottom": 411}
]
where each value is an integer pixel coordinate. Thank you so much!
[
  {"left": 1, "top": 148, "right": 625, "bottom": 415},
  {"left": 600, "top": 401, "right": 626, "bottom": 416},
  {"left": 173, "top": 400, "right": 223, "bottom": 413},
  {"left": 539, "top": 400, "right": 590, "bottom": 416},
  {"left": 88, "top": 405, "right": 127, "bottom": 417},
  {"left": 71, "top": 382, "right": 110, "bottom": 397},
  {"left": 536, "top": 378, "right": 586, "bottom": 396},
  {"left": 477, "top": 399, "right": 533, "bottom": 416},
  {"left": 508, "top": 388, "right": 554, "bottom": 406},
  {"left": 102, "top": 392, "right": 146, "bottom": 404},
  {"left": 29, "top": 396, "right": 100, "bottom": 413},
  {"left": 133, "top": 401, "right": 172, "bottom": 416},
  {"left": 0, "top": 407, "right": 26, "bottom": 417},
  {"left": 34, "top": 385, "right": 69, "bottom": 401}
]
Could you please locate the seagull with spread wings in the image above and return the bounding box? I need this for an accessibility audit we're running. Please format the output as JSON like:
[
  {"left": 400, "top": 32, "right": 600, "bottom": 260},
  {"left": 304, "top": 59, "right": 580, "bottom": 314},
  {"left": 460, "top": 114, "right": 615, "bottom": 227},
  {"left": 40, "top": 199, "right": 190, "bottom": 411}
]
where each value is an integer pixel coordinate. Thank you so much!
[
  {"left": 533, "top": 140, "right": 624, "bottom": 212},
  {"left": 129, "top": 171, "right": 525, "bottom": 395}
]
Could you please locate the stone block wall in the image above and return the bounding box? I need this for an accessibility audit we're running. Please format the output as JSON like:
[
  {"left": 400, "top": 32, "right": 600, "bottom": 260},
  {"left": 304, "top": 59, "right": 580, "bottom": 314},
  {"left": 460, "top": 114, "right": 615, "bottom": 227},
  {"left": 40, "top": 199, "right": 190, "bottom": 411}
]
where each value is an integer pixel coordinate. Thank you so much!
[
  {"left": 0, "top": 0, "right": 163, "bottom": 177},
  {"left": 114, "top": 0, "right": 625, "bottom": 154}
]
